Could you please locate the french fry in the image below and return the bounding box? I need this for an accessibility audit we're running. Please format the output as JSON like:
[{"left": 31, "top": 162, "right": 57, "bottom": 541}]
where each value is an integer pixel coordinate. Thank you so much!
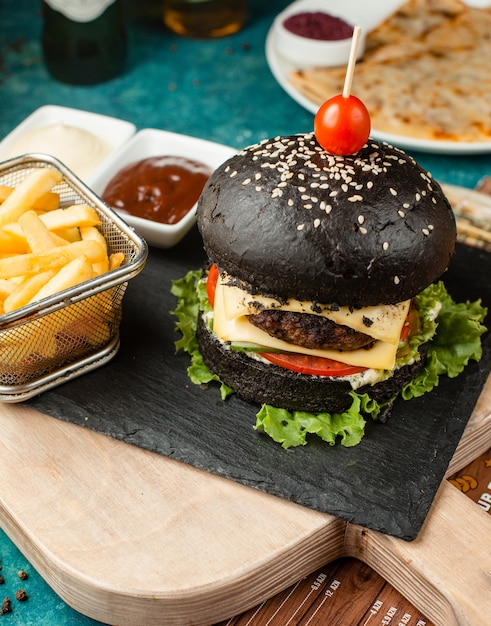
[
  {"left": 19, "top": 210, "right": 59, "bottom": 252},
  {"left": 0, "top": 168, "right": 62, "bottom": 228},
  {"left": 0, "top": 229, "right": 29, "bottom": 254},
  {"left": 49, "top": 231, "right": 73, "bottom": 247},
  {"left": 80, "top": 225, "right": 109, "bottom": 275},
  {"left": 28, "top": 256, "right": 93, "bottom": 304},
  {"left": 0, "top": 297, "right": 115, "bottom": 367},
  {"left": 51, "top": 226, "right": 81, "bottom": 243},
  {"left": 0, "top": 279, "right": 15, "bottom": 299},
  {"left": 1, "top": 221, "right": 71, "bottom": 250},
  {"left": 0, "top": 184, "right": 60, "bottom": 211},
  {"left": 41, "top": 205, "right": 101, "bottom": 230},
  {"left": 56, "top": 304, "right": 112, "bottom": 348},
  {"left": 3, "top": 270, "right": 56, "bottom": 313},
  {"left": 0, "top": 320, "right": 58, "bottom": 359},
  {"left": 0, "top": 221, "right": 24, "bottom": 239},
  {"left": 109, "top": 252, "right": 125, "bottom": 271},
  {"left": 0, "top": 239, "right": 106, "bottom": 280}
]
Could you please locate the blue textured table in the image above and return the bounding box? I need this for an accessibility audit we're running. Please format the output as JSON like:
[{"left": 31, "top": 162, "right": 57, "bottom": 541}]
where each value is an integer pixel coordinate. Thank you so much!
[{"left": 1, "top": 1, "right": 491, "bottom": 624}]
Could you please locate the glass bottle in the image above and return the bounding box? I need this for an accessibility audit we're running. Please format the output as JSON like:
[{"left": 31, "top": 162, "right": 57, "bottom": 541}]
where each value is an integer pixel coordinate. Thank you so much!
[
  {"left": 41, "top": 0, "right": 127, "bottom": 85},
  {"left": 162, "top": 0, "right": 248, "bottom": 39}
]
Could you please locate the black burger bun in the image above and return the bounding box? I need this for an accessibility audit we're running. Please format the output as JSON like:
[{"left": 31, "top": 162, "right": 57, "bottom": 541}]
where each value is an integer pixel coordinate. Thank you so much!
[
  {"left": 197, "top": 134, "right": 456, "bottom": 307},
  {"left": 196, "top": 314, "right": 428, "bottom": 414}
]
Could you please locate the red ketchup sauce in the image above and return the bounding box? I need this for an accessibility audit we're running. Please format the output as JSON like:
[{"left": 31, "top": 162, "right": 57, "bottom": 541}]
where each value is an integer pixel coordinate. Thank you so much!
[
  {"left": 283, "top": 12, "right": 354, "bottom": 41},
  {"left": 102, "top": 155, "right": 212, "bottom": 225}
]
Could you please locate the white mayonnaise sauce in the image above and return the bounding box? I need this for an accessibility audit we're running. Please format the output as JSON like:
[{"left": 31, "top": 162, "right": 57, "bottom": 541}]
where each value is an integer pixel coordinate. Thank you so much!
[{"left": 0, "top": 123, "right": 111, "bottom": 179}]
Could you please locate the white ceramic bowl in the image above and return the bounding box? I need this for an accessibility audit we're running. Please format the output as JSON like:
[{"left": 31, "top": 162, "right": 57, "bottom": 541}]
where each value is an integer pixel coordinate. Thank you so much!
[
  {"left": 272, "top": 0, "right": 367, "bottom": 69},
  {"left": 89, "top": 128, "right": 236, "bottom": 249},
  {"left": 0, "top": 105, "right": 136, "bottom": 183}
]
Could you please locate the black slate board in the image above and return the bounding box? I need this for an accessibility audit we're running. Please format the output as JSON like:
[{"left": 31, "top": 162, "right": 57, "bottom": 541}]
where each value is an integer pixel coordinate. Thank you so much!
[{"left": 28, "top": 227, "right": 491, "bottom": 540}]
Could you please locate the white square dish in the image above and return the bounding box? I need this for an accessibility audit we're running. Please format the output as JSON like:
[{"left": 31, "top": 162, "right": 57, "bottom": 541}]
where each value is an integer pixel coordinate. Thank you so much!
[
  {"left": 89, "top": 128, "right": 236, "bottom": 248},
  {"left": 0, "top": 105, "right": 136, "bottom": 183}
]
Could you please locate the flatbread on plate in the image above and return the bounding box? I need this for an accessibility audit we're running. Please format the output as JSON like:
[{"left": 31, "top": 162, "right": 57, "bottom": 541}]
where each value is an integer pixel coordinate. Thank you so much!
[{"left": 288, "top": 0, "right": 491, "bottom": 143}]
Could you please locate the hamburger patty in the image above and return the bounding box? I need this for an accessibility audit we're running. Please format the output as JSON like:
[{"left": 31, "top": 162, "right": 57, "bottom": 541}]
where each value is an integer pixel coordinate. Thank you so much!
[{"left": 248, "top": 310, "right": 374, "bottom": 351}]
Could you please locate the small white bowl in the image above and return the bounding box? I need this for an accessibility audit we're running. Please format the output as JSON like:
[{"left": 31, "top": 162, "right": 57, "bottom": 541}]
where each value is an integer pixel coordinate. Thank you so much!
[
  {"left": 89, "top": 129, "right": 236, "bottom": 249},
  {"left": 273, "top": 0, "right": 366, "bottom": 69},
  {"left": 0, "top": 105, "right": 136, "bottom": 183}
]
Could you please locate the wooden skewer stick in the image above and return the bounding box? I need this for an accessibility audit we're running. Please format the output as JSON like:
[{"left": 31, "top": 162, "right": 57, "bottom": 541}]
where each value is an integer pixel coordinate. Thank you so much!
[{"left": 342, "top": 26, "right": 362, "bottom": 98}]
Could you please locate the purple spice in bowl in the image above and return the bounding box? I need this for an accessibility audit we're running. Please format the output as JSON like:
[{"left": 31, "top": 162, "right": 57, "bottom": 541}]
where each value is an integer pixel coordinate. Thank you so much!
[{"left": 283, "top": 12, "right": 354, "bottom": 41}]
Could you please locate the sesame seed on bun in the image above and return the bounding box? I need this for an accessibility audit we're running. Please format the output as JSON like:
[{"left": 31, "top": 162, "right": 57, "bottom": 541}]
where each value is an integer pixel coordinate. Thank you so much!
[{"left": 197, "top": 134, "right": 456, "bottom": 307}]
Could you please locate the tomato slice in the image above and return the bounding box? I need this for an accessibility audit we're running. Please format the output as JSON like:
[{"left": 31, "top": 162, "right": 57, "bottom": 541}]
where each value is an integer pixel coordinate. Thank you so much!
[
  {"left": 260, "top": 352, "right": 367, "bottom": 377},
  {"left": 206, "top": 263, "right": 219, "bottom": 308},
  {"left": 400, "top": 313, "right": 411, "bottom": 343}
]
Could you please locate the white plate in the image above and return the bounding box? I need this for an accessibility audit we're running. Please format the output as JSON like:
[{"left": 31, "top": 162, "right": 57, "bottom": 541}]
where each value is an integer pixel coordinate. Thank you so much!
[
  {"left": 90, "top": 128, "right": 236, "bottom": 248},
  {"left": 0, "top": 105, "right": 136, "bottom": 182},
  {"left": 271, "top": 0, "right": 367, "bottom": 70},
  {"left": 266, "top": 0, "right": 491, "bottom": 155}
]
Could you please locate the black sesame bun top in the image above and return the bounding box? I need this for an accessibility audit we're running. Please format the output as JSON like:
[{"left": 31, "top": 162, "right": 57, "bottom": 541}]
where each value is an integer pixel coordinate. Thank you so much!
[{"left": 197, "top": 133, "right": 456, "bottom": 307}]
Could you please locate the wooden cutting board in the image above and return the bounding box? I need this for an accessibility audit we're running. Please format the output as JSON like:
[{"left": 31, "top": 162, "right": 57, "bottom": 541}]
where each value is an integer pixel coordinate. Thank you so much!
[
  {"left": 1, "top": 186, "right": 491, "bottom": 625},
  {"left": 0, "top": 377, "right": 490, "bottom": 626}
]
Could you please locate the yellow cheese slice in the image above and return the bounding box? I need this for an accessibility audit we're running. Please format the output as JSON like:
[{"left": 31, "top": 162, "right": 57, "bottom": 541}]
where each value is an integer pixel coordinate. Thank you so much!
[
  {"left": 219, "top": 275, "right": 410, "bottom": 345},
  {"left": 213, "top": 278, "right": 403, "bottom": 370}
]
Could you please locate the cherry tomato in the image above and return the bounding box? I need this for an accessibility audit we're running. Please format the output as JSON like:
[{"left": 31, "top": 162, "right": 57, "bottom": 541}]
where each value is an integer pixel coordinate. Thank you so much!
[
  {"left": 259, "top": 352, "right": 367, "bottom": 377},
  {"left": 314, "top": 94, "right": 371, "bottom": 155},
  {"left": 206, "top": 263, "right": 219, "bottom": 308}
]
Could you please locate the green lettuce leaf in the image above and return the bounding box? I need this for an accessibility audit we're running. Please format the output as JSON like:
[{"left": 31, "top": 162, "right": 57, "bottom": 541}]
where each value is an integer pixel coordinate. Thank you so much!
[
  {"left": 254, "top": 394, "right": 367, "bottom": 448},
  {"left": 171, "top": 271, "right": 487, "bottom": 449},
  {"left": 171, "top": 271, "right": 233, "bottom": 399},
  {"left": 401, "top": 282, "right": 487, "bottom": 400}
]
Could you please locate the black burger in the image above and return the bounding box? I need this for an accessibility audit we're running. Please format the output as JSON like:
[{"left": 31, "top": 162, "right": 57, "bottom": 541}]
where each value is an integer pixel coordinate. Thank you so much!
[{"left": 172, "top": 134, "right": 486, "bottom": 447}]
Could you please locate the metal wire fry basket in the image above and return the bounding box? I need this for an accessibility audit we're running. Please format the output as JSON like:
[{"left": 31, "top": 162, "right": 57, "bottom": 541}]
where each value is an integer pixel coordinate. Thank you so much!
[{"left": 0, "top": 155, "right": 148, "bottom": 402}]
